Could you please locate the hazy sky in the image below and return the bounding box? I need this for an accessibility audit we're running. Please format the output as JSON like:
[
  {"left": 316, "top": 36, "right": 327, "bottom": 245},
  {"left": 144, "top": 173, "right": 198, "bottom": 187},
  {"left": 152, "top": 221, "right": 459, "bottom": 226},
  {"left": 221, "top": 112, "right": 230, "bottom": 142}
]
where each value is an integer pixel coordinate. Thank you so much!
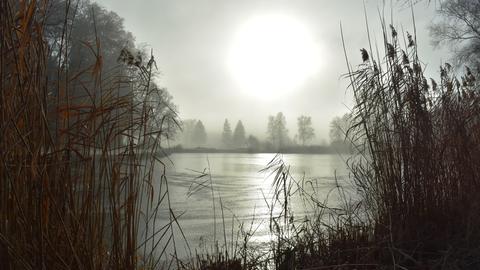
[{"left": 95, "top": 0, "right": 448, "bottom": 143}]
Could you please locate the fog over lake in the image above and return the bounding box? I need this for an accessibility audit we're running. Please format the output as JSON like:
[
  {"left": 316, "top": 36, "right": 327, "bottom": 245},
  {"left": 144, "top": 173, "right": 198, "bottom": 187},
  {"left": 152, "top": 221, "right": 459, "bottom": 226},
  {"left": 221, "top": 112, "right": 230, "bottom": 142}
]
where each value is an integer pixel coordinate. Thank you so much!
[{"left": 149, "top": 153, "right": 353, "bottom": 258}]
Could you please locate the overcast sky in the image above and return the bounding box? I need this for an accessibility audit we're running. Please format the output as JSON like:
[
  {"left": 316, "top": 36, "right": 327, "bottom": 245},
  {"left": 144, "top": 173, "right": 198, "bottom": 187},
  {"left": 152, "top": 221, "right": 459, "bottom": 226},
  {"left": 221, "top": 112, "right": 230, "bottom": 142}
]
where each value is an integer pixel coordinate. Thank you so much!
[{"left": 95, "top": 0, "right": 448, "bottom": 143}]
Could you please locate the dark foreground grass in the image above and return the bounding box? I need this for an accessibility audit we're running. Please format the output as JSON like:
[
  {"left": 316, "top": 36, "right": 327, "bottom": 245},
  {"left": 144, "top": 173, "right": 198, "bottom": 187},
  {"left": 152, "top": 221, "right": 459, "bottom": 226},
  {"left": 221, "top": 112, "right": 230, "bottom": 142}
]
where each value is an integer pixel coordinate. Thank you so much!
[{"left": 1, "top": 1, "right": 180, "bottom": 269}]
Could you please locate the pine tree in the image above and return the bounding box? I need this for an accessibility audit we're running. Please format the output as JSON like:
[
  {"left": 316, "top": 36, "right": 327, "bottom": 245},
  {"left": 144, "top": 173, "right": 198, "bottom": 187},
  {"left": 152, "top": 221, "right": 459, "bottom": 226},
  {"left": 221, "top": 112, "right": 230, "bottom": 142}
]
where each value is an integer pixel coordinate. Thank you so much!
[
  {"left": 233, "top": 120, "right": 246, "bottom": 148},
  {"left": 222, "top": 119, "right": 233, "bottom": 148},
  {"left": 193, "top": 120, "right": 207, "bottom": 146}
]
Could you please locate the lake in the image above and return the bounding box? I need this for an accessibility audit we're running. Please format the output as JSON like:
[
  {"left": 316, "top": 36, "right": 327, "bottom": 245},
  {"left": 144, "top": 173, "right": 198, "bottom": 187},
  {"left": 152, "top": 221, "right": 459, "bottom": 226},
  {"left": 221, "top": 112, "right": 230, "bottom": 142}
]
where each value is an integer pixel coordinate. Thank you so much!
[{"left": 146, "top": 153, "right": 353, "bottom": 260}]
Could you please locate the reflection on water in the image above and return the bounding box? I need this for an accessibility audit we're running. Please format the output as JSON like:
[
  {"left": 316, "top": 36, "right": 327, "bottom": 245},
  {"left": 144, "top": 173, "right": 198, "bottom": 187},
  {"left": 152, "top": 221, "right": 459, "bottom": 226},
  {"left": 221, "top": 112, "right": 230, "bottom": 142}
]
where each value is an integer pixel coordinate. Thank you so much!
[{"left": 145, "top": 153, "right": 351, "bottom": 259}]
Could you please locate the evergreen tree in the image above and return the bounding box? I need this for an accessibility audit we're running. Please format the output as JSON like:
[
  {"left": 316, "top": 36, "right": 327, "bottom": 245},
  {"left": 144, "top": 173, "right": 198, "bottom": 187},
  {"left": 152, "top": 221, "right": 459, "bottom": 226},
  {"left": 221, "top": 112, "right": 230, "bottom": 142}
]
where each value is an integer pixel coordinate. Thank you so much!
[
  {"left": 233, "top": 120, "right": 246, "bottom": 148},
  {"left": 222, "top": 119, "right": 233, "bottom": 148},
  {"left": 193, "top": 120, "right": 207, "bottom": 146}
]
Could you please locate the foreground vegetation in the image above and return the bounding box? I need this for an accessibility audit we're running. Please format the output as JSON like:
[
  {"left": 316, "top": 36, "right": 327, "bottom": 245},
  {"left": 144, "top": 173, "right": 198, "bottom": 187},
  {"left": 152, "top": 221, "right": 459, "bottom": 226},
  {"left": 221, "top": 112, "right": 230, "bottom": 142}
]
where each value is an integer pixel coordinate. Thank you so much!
[
  {"left": 1, "top": 1, "right": 180, "bottom": 268},
  {"left": 1, "top": 0, "right": 479, "bottom": 269}
]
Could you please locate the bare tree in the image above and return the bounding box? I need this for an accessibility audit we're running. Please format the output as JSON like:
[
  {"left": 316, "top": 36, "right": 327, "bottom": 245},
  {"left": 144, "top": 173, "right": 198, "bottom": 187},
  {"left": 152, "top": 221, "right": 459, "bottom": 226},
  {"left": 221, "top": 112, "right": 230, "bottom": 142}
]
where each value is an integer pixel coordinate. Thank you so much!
[{"left": 430, "top": 0, "right": 480, "bottom": 67}]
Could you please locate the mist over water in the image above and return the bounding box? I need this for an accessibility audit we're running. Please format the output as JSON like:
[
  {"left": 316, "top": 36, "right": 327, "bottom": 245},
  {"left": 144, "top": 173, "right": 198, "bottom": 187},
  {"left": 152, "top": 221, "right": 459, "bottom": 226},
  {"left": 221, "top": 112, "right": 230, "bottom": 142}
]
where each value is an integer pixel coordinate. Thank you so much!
[{"left": 147, "top": 153, "right": 352, "bottom": 258}]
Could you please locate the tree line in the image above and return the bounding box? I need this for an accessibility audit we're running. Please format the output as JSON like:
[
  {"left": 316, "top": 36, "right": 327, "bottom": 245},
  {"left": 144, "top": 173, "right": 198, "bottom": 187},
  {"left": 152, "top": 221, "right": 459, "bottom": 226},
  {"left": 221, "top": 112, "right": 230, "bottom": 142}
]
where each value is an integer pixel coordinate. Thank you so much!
[{"left": 178, "top": 112, "right": 352, "bottom": 152}]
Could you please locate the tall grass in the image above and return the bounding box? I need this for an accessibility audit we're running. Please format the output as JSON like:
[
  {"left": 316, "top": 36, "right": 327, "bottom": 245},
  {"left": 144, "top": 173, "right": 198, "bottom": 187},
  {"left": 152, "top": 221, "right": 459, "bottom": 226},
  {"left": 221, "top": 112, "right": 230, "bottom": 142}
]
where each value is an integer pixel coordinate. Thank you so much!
[
  {"left": 0, "top": 1, "right": 180, "bottom": 269},
  {"left": 344, "top": 16, "right": 480, "bottom": 268}
]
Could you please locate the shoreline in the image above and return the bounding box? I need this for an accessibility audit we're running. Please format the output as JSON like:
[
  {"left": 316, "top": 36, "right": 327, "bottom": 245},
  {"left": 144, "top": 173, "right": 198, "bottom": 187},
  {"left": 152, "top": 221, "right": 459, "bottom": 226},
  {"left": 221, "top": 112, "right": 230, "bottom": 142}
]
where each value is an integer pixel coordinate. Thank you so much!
[{"left": 165, "top": 146, "right": 352, "bottom": 155}]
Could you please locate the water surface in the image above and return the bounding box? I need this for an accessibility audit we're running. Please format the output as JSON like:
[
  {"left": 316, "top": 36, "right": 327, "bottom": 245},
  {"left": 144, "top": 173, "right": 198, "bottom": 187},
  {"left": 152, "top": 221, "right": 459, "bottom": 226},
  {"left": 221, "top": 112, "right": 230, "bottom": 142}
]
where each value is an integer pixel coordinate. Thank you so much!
[{"left": 148, "top": 153, "right": 352, "bottom": 258}]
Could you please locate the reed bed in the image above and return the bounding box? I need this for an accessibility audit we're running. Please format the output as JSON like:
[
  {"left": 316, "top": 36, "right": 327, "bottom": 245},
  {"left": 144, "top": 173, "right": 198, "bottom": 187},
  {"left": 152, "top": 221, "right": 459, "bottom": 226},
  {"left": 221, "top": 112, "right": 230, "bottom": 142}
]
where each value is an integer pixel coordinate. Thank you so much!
[
  {"left": 340, "top": 17, "right": 480, "bottom": 268},
  {"left": 0, "top": 0, "right": 180, "bottom": 269}
]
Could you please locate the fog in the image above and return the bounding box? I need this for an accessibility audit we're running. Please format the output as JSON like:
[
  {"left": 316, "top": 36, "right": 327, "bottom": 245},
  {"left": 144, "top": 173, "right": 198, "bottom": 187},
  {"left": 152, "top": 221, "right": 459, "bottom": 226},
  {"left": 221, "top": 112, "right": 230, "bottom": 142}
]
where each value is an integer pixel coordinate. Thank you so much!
[{"left": 95, "top": 0, "right": 448, "bottom": 144}]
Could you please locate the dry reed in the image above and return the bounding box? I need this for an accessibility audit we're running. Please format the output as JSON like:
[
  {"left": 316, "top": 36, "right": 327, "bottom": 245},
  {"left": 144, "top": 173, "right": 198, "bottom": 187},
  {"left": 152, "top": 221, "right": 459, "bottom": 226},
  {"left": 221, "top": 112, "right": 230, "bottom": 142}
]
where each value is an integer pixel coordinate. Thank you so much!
[{"left": 1, "top": 0, "right": 180, "bottom": 269}]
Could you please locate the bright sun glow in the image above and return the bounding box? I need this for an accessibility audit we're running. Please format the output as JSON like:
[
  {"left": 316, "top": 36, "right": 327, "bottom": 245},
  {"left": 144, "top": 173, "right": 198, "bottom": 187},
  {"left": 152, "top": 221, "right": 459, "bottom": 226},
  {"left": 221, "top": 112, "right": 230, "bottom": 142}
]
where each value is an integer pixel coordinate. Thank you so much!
[{"left": 229, "top": 14, "right": 320, "bottom": 98}]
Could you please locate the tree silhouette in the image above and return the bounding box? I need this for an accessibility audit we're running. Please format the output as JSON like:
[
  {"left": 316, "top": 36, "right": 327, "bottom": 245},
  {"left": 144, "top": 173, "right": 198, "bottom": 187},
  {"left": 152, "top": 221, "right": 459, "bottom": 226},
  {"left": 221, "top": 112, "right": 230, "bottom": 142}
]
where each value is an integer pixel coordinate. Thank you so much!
[
  {"left": 246, "top": 135, "right": 260, "bottom": 150},
  {"left": 233, "top": 120, "right": 246, "bottom": 148},
  {"left": 267, "top": 112, "right": 289, "bottom": 149},
  {"left": 222, "top": 119, "right": 233, "bottom": 148},
  {"left": 297, "top": 115, "right": 315, "bottom": 145},
  {"left": 181, "top": 119, "right": 197, "bottom": 147},
  {"left": 192, "top": 120, "right": 207, "bottom": 147},
  {"left": 329, "top": 113, "right": 352, "bottom": 151}
]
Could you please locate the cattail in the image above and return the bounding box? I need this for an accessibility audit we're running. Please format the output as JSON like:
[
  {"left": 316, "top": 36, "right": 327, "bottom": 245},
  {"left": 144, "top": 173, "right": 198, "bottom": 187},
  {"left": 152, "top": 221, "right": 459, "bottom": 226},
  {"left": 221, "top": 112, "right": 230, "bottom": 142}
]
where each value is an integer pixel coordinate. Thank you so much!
[
  {"left": 373, "top": 60, "right": 379, "bottom": 75},
  {"left": 407, "top": 31, "right": 415, "bottom": 47},
  {"left": 390, "top": 24, "right": 397, "bottom": 39},
  {"left": 360, "top": 48, "right": 369, "bottom": 62}
]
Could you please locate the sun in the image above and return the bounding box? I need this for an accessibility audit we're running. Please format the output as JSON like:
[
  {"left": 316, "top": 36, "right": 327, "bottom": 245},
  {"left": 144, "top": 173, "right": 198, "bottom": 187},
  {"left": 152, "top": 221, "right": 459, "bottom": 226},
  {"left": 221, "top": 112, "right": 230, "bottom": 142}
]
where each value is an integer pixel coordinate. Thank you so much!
[{"left": 228, "top": 14, "right": 320, "bottom": 99}]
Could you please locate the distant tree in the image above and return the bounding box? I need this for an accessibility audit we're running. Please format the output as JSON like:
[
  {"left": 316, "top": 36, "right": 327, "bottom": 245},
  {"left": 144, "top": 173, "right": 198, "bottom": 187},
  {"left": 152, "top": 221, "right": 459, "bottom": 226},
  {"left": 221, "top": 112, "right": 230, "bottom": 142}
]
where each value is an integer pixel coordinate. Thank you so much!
[
  {"left": 267, "top": 112, "right": 289, "bottom": 149},
  {"left": 222, "top": 119, "right": 233, "bottom": 148},
  {"left": 430, "top": 0, "right": 480, "bottom": 67},
  {"left": 181, "top": 119, "right": 197, "bottom": 147},
  {"left": 329, "top": 113, "right": 352, "bottom": 152},
  {"left": 233, "top": 120, "right": 246, "bottom": 148},
  {"left": 246, "top": 135, "right": 260, "bottom": 150},
  {"left": 296, "top": 115, "right": 315, "bottom": 145},
  {"left": 192, "top": 121, "right": 207, "bottom": 147},
  {"left": 329, "top": 115, "right": 346, "bottom": 144}
]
